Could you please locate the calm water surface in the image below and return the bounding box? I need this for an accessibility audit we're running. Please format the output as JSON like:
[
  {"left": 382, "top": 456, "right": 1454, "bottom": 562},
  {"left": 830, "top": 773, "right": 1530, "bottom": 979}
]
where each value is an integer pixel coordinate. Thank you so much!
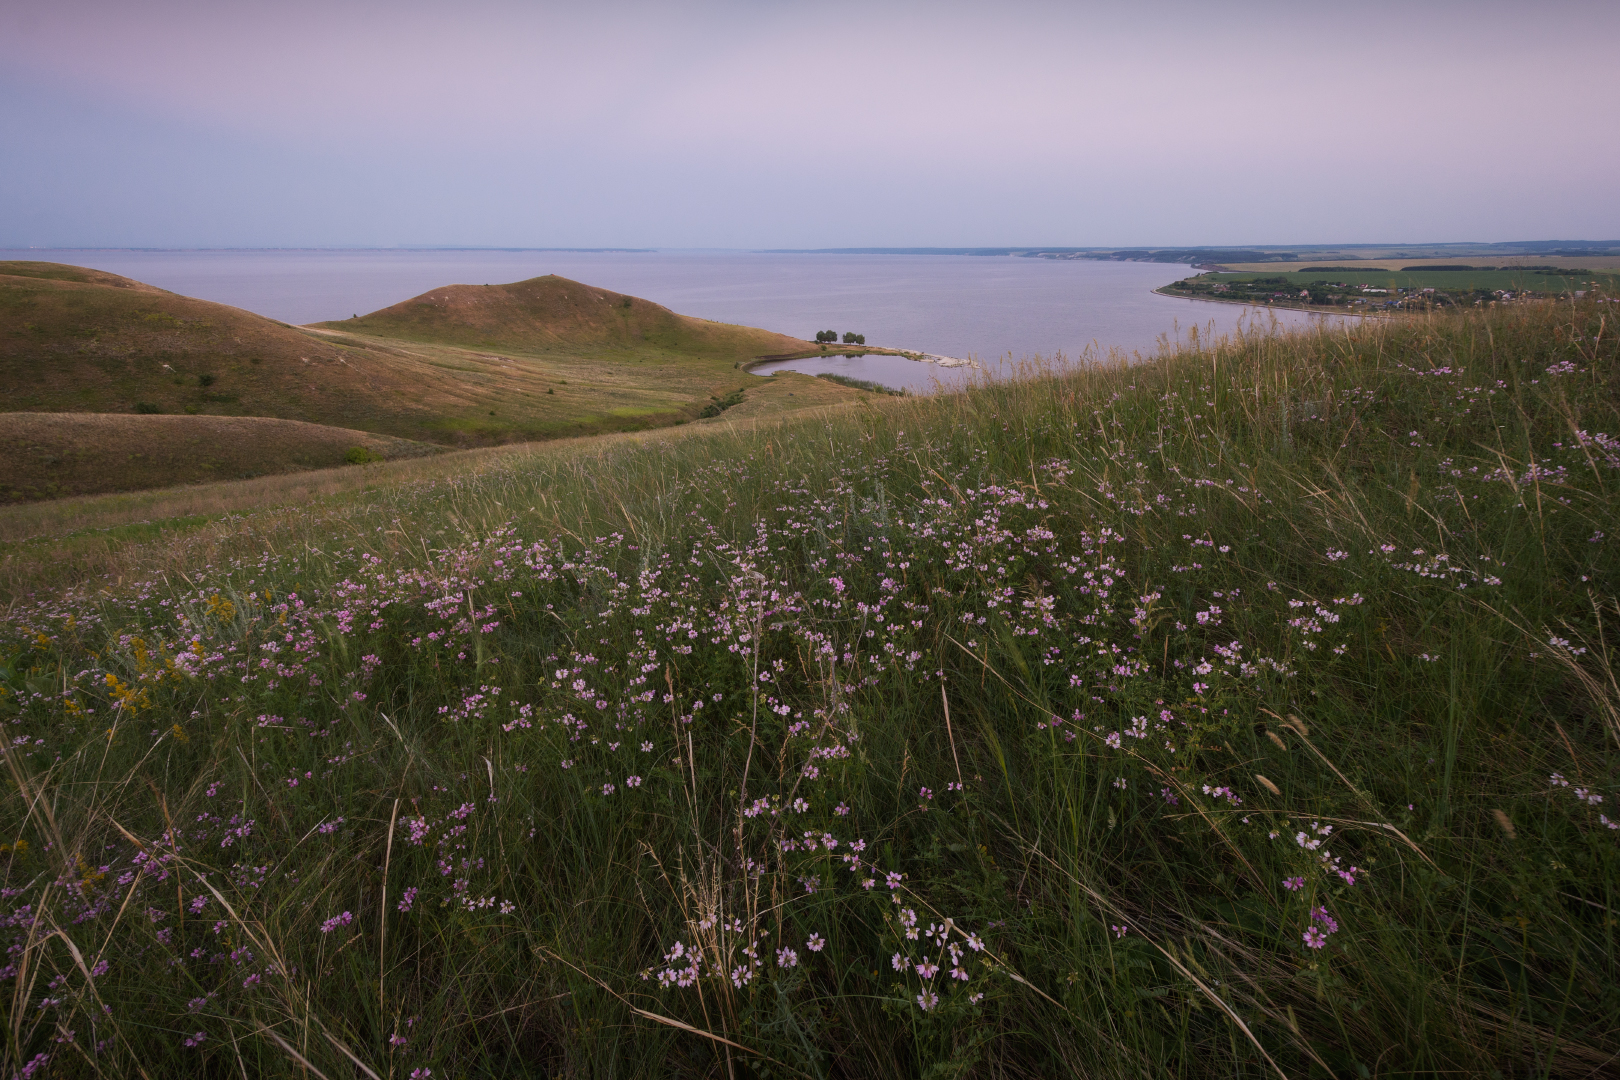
[{"left": 6, "top": 249, "right": 1354, "bottom": 392}]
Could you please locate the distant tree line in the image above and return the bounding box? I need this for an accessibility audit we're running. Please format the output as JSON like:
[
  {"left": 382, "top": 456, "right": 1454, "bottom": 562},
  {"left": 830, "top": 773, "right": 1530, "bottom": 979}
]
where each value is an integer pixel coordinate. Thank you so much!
[{"left": 815, "top": 330, "right": 866, "bottom": 344}]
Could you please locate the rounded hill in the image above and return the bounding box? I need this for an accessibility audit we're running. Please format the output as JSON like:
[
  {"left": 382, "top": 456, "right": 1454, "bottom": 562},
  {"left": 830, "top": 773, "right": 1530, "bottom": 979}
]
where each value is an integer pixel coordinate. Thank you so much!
[
  {"left": 315, "top": 274, "right": 809, "bottom": 360},
  {"left": 0, "top": 260, "right": 435, "bottom": 434}
]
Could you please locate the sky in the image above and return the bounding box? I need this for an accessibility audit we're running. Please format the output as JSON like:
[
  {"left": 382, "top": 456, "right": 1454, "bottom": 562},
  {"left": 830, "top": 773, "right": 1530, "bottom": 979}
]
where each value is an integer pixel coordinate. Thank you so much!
[{"left": 2, "top": 0, "right": 1617, "bottom": 250}]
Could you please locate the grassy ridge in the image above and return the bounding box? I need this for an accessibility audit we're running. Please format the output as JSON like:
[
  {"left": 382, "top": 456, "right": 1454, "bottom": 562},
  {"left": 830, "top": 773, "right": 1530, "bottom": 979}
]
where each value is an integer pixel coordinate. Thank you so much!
[{"left": 1, "top": 302, "right": 1617, "bottom": 1076}]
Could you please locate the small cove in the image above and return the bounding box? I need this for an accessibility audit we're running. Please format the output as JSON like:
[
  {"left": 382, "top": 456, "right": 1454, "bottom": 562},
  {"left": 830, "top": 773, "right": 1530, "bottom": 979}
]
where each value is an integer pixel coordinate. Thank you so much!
[{"left": 748, "top": 352, "right": 981, "bottom": 393}]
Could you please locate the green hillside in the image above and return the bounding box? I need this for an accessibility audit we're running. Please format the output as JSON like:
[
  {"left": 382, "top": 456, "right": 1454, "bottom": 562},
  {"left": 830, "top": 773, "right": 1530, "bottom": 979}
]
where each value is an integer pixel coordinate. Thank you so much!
[{"left": 2, "top": 299, "right": 1615, "bottom": 1077}]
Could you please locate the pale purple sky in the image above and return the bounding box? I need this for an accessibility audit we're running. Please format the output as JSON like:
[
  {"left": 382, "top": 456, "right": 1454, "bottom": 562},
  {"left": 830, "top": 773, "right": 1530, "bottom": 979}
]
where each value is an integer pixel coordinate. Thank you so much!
[{"left": 3, "top": 0, "right": 1616, "bottom": 249}]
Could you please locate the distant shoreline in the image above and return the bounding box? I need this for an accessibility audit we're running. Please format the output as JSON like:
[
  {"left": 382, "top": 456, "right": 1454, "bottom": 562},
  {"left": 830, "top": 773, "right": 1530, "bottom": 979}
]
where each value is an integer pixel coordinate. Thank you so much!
[{"left": 1153, "top": 285, "right": 1383, "bottom": 319}]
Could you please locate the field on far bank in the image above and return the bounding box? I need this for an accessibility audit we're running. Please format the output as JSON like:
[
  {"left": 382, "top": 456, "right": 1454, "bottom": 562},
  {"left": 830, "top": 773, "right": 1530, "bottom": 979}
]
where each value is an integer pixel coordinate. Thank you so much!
[
  {"left": 1197, "top": 267, "right": 1616, "bottom": 293},
  {"left": 1219, "top": 255, "right": 1620, "bottom": 273},
  {"left": 2, "top": 301, "right": 1616, "bottom": 1078}
]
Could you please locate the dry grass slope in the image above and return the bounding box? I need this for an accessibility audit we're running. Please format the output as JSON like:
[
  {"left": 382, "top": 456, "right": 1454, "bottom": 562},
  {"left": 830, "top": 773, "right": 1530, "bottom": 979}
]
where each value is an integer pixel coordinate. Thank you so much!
[
  {"left": 0, "top": 261, "right": 410, "bottom": 427},
  {"left": 0, "top": 413, "right": 438, "bottom": 503}
]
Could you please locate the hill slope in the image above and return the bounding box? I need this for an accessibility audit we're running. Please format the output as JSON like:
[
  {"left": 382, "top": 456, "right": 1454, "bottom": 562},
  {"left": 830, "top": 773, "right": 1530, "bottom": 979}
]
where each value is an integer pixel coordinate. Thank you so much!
[
  {"left": 0, "top": 261, "right": 535, "bottom": 440},
  {"left": 1, "top": 413, "right": 438, "bottom": 502},
  {"left": 0, "top": 302, "right": 1615, "bottom": 1075},
  {"left": 0, "top": 263, "right": 850, "bottom": 459},
  {"left": 313, "top": 274, "right": 810, "bottom": 361}
]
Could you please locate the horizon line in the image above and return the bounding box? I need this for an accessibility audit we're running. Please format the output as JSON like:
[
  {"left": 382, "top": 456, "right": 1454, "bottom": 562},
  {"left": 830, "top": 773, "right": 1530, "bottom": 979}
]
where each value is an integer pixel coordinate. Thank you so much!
[{"left": 4, "top": 241, "right": 1618, "bottom": 255}]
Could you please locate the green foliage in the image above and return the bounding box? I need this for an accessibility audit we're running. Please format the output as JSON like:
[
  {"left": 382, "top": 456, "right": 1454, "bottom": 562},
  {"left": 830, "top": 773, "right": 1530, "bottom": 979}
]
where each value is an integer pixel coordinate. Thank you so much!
[
  {"left": 2, "top": 302, "right": 1617, "bottom": 1077},
  {"left": 344, "top": 445, "right": 385, "bottom": 465},
  {"left": 698, "top": 387, "right": 747, "bottom": 418},
  {"left": 133, "top": 401, "right": 160, "bottom": 414}
]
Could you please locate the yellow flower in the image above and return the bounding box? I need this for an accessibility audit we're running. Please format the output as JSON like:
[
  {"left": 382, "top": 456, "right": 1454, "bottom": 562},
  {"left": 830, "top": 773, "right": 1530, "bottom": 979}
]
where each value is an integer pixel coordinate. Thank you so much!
[
  {"left": 105, "top": 672, "right": 152, "bottom": 711},
  {"left": 76, "top": 855, "right": 105, "bottom": 893}
]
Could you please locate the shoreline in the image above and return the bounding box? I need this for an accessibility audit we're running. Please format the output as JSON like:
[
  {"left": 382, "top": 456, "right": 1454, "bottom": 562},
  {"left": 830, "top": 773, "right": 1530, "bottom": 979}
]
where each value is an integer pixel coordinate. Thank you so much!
[
  {"left": 1152, "top": 285, "right": 1387, "bottom": 319},
  {"left": 742, "top": 347, "right": 980, "bottom": 375}
]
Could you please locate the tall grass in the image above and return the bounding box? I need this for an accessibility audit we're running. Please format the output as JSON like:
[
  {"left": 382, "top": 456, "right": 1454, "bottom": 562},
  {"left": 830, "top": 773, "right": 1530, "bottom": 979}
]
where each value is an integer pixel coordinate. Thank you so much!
[{"left": 2, "top": 300, "right": 1617, "bottom": 1077}]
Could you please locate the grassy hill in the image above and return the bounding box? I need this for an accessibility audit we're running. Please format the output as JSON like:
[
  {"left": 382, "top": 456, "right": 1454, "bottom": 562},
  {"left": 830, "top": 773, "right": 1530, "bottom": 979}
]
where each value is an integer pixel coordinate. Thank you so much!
[
  {"left": 314, "top": 273, "right": 811, "bottom": 362},
  {"left": 0, "top": 412, "right": 439, "bottom": 503},
  {"left": 0, "top": 260, "right": 423, "bottom": 426},
  {"left": 1, "top": 262, "right": 867, "bottom": 492},
  {"left": 1, "top": 299, "right": 1615, "bottom": 1076}
]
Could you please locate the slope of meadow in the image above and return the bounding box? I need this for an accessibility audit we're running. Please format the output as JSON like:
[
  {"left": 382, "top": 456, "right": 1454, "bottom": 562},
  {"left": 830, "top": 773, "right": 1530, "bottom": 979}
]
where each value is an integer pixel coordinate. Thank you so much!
[{"left": 2, "top": 301, "right": 1617, "bottom": 1077}]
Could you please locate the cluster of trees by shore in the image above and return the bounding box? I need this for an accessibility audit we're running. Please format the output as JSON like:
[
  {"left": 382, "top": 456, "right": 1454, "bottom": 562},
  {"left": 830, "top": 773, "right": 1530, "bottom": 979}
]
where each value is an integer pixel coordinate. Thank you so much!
[{"left": 814, "top": 329, "right": 865, "bottom": 344}]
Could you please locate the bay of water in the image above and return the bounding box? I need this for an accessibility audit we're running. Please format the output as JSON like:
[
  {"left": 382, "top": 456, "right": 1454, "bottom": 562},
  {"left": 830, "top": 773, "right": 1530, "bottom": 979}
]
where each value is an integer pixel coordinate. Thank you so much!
[{"left": 4, "top": 249, "right": 1353, "bottom": 392}]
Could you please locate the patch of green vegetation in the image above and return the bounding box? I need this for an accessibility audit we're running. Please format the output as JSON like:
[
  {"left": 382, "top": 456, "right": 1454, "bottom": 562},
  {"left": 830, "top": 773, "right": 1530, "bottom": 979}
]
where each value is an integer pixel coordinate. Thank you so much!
[
  {"left": 605, "top": 405, "right": 673, "bottom": 419},
  {"left": 697, "top": 387, "right": 746, "bottom": 418}
]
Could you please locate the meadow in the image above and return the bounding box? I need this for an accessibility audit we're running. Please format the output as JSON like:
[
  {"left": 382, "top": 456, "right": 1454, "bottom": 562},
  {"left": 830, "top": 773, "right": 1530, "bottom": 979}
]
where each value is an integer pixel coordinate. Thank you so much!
[{"left": 1, "top": 298, "right": 1616, "bottom": 1077}]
